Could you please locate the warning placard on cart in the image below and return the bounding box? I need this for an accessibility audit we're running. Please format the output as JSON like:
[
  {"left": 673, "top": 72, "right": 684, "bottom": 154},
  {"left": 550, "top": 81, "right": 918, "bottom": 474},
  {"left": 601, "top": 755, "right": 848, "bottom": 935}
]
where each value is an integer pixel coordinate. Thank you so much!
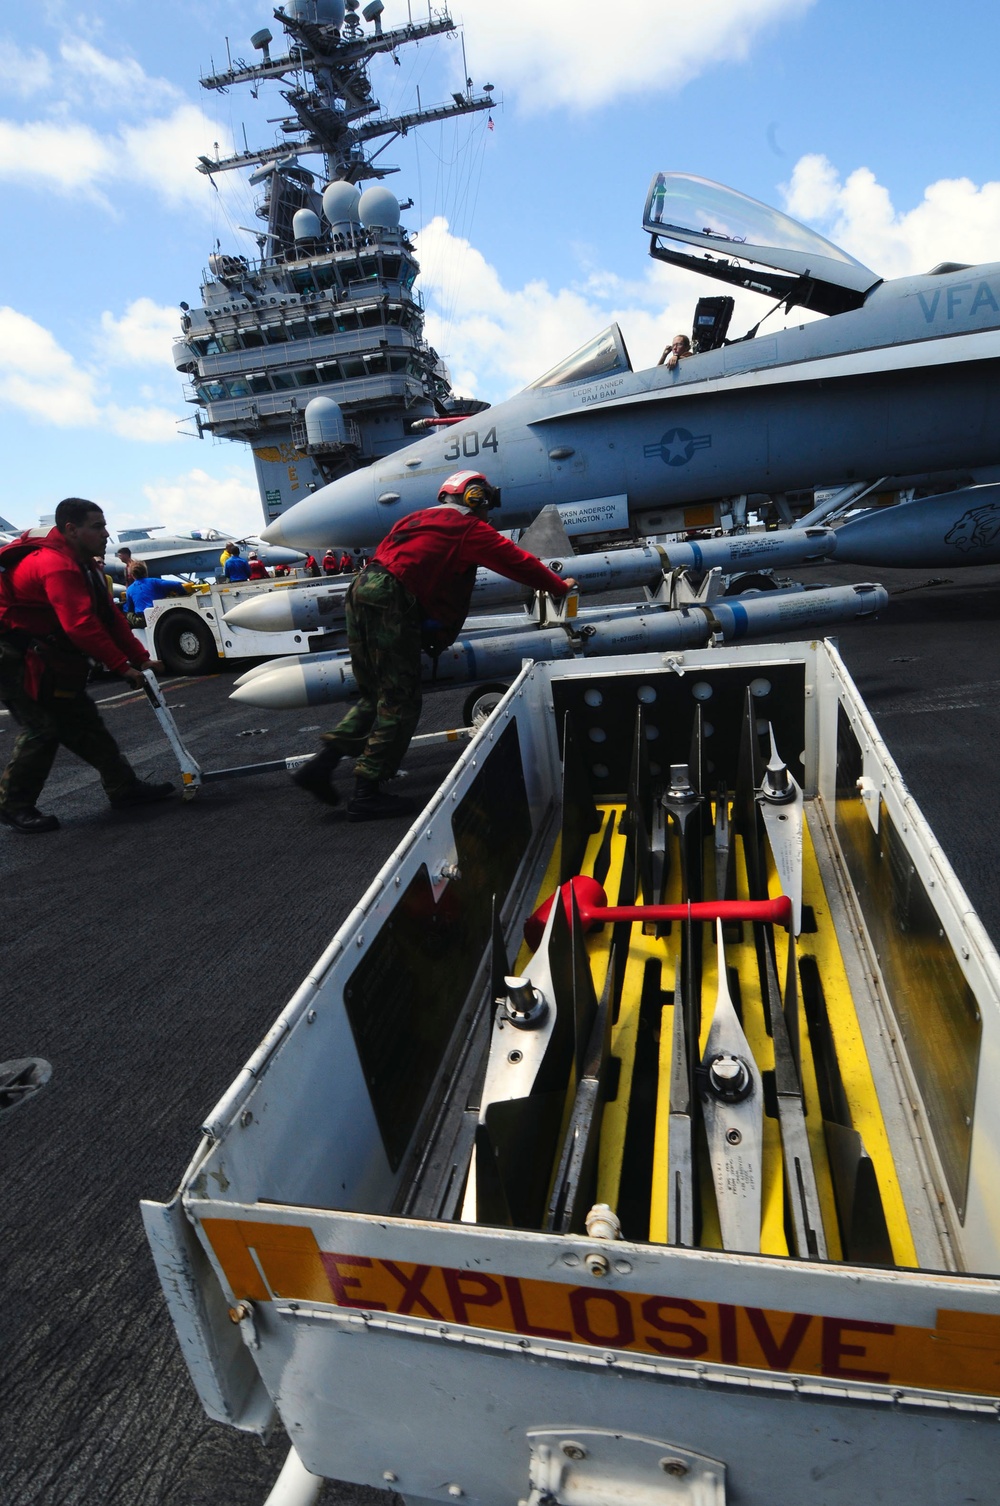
[{"left": 202, "top": 1219, "right": 1000, "bottom": 1400}]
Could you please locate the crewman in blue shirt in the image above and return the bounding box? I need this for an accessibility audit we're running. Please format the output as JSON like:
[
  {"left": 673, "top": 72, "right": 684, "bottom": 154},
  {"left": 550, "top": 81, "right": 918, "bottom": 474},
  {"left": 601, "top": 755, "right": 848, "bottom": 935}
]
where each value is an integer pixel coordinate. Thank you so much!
[
  {"left": 122, "top": 563, "right": 189, "bottom": 623},
  {"left": 224, "top": 545, "right": 251, "bottom": 583}
]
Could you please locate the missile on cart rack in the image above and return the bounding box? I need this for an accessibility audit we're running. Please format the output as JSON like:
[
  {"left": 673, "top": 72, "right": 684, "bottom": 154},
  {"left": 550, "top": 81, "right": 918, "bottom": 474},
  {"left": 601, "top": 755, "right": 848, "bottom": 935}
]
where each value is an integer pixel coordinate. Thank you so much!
[
  {"left": 229, "top": 581, "right": 888, "bottom": 710},
  {"left": 222, "top": 527, "right": 838, "bottom": 635}
]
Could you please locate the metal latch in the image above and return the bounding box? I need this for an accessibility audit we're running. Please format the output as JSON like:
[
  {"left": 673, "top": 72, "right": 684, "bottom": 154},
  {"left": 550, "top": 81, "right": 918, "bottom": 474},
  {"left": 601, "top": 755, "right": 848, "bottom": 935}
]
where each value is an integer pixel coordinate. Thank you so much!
[
  {"left": 856, "top": 773, "right": 880, "bottom": 833},
  {"left": 525, "top": 1428, "right": 726, "bottom": 1506}
]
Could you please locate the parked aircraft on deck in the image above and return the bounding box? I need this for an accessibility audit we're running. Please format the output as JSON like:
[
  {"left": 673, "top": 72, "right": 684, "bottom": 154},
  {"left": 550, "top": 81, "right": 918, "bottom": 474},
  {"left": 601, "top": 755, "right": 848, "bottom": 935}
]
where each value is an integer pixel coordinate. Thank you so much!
[
  {"left": 102, "top": 526, "right": 305, "bottom": 580},
  {"left": 262, "top": 174, "right": 1000, "bottom": 568}
]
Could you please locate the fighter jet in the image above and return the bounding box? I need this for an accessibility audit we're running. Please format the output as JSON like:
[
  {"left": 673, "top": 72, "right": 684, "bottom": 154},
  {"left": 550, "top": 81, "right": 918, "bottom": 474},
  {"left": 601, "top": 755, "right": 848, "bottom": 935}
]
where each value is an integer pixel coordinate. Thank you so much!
[
  {"left": 261, "top": 173, "right": 1000, "bottom": 568},
  {"left": 102, "top": 526, "right": 305, "bottom": 580}
]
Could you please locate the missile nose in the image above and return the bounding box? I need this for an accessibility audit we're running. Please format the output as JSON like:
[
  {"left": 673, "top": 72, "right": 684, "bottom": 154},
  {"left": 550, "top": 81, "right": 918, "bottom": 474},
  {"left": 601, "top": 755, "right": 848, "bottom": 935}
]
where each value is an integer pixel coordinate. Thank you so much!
[
  {"left": 257, "top": 544, "right": 306, "bottom": 566},
  {"left": 260, "top": 469, "right": 379, "bottom": 551}
]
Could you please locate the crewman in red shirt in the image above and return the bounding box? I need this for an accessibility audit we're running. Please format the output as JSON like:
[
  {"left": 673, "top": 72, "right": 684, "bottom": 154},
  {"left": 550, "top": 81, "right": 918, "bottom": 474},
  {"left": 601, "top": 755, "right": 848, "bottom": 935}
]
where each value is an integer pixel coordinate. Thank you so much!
[
  {"left": 0, "top": 497, "right": 176, "bottom": 833},
  {"left": 292, "top": 470, "right": 577, "bottom": 821}
]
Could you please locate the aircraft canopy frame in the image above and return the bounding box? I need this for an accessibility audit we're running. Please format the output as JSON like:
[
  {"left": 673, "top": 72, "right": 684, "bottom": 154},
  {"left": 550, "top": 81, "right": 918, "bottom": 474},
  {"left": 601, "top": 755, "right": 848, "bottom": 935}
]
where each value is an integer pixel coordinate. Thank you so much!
[
  {"left": 643, "top": 173, "right": 881, "bottom": 316},
  {"left": 524, "top": 324, "right": 632, "bottom": 393}
]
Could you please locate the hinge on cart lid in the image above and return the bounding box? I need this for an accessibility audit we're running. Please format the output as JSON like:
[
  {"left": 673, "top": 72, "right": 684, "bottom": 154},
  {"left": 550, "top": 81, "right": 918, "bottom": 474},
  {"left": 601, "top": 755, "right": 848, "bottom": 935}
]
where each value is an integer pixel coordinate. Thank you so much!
[{"left": 524, "top": 1428, "right": 726, "bottom": 1506}]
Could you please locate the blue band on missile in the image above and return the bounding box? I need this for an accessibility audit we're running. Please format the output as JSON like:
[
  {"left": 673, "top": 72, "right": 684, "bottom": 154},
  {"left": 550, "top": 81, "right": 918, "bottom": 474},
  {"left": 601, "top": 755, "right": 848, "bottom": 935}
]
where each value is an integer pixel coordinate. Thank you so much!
[
  {"left": 690, "top": 543, "right": 703, "bottom": 571},
  {"left": 729, "top": 601, "right": 749, "bottom": 638}
]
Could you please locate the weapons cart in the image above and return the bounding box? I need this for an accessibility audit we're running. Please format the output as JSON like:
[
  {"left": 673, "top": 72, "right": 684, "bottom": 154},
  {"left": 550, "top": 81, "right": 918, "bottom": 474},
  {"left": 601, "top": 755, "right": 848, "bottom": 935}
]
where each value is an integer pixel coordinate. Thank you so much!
[{"left": 144, "top": 640, "right": 1000, "bottom": 1505}]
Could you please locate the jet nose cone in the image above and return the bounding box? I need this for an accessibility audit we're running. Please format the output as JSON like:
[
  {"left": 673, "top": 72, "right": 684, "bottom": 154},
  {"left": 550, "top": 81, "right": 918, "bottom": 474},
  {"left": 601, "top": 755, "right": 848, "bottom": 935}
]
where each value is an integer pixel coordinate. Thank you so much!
[{"left": 260, "top": 470, "right": 380, "bottom": 551}]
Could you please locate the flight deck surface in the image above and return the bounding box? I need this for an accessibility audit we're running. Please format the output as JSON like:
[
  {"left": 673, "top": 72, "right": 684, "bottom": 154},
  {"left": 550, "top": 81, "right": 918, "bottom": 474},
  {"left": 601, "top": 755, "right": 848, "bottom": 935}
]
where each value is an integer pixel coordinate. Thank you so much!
[{"left": 3, "top": 559, "right": 1000, "bottom": 1504}]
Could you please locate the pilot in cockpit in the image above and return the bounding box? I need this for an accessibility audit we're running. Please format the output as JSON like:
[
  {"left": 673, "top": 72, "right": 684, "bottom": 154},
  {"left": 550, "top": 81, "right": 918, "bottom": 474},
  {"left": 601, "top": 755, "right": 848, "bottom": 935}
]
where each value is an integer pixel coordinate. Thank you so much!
[{"left": 657, "top": 333, "right": 691, "bottom": 369}]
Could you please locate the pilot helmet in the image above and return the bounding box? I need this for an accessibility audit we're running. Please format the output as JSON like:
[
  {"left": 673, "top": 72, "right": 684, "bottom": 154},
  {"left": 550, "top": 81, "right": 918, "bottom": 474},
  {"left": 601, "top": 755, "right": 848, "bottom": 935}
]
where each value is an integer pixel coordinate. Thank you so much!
[{"left": 438, "top": 470, "right": 499, "bottom": 511}]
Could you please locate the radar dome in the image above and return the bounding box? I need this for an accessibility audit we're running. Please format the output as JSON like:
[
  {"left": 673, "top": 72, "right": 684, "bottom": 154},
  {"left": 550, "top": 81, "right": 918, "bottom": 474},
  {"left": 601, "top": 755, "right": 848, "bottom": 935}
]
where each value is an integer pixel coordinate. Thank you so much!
[
  {"left": 322, "top": 180, "right": 361, "bottom": 227},
  {"left": 285, "top": 0, "right": 346, "bottom": 25},
  {"left": 293, "top": 208, "right": 322, "bottom": 240},
  {"left": 358, "top": 186, "right": 400, "bottom": 230},
  {"left": 305, "top": 396, "right": 349, "bottom": 448}
]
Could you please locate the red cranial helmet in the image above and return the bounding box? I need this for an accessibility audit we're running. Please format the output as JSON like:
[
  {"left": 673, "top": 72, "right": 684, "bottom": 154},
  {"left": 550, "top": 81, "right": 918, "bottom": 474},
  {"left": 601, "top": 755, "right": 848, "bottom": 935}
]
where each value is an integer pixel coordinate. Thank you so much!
[{"left": 437, "top": 470, "right": 499, "bottom": 510}]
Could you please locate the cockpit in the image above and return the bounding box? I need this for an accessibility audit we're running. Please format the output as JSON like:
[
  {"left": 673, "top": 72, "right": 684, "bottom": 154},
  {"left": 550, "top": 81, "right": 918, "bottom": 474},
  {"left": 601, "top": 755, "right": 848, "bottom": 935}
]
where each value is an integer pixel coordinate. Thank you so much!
[
  {"left": 642, "top": 172, "right": 881, "bottom": 316},
  {"left": 525, "top": 324, "right": 633, "bottom": 391}
]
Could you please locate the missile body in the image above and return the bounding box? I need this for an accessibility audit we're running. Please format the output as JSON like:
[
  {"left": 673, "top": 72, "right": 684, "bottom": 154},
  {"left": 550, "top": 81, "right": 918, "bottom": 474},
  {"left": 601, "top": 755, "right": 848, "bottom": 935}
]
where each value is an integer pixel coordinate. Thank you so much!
[
  {"left": 223, "top": 528, "right": 836, "bottom": 634},
  {"left": 225, "top": 581, "right": 351, "bottom": 632},
  {"left": 230, "top": 581, "right": 886, "bottom": 710},
  {"left": 831, "top": 483, "right": 1000, "bottom": 566},
  {"left": 657, "top": 524, "right": 835, "bottom": 574}
]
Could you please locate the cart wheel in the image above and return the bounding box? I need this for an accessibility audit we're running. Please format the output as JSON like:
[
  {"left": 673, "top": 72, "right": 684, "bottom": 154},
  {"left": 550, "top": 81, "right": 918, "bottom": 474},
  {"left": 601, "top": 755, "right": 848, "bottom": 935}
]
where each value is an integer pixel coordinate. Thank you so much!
[
  {"left": 462, "top": 682, "right": 509, "bottom": 728},
  {"left": 156, "top": 612, "right": 218, "bottom": 676},
  {"left": 723, "top": 571, "right": 779, "bottom": 597}
]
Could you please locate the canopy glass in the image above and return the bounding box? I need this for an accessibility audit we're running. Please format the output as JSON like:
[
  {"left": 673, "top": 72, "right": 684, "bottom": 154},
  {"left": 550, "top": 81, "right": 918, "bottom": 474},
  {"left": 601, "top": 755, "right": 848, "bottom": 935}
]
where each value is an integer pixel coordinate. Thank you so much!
[
  {"left": 644, "top": 173, "right": 870, "bottom": 270},
  {"left": 525, "top": 325, "right": 632, "bottom": 392}
]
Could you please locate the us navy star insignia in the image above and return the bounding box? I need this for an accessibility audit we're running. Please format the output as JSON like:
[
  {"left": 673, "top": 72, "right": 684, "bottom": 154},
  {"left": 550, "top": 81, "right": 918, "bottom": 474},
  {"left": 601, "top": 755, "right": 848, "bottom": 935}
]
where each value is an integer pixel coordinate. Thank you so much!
[{"left": 643, "top": 427, "right": 713, "bottom": 466}]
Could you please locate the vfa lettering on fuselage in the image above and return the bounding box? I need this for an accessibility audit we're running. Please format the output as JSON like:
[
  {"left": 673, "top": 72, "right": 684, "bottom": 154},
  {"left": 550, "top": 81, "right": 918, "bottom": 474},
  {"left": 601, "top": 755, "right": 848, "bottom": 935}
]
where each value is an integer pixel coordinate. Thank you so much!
[{"left": 918, "top": 278, "right": 1000, "bottom": 323}]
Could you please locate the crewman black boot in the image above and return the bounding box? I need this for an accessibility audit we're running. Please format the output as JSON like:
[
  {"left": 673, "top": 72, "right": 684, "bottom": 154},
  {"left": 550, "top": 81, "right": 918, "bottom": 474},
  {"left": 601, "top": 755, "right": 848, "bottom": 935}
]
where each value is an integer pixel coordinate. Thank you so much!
[
  {"left": 345, "top": 777, "right": 415, "bottom": 822},
  {"left": 291, "top": 743, "right": 342, "bottom": 805},
  {"left": 0, "top": 805, "right": 60, "bottom": 834}
]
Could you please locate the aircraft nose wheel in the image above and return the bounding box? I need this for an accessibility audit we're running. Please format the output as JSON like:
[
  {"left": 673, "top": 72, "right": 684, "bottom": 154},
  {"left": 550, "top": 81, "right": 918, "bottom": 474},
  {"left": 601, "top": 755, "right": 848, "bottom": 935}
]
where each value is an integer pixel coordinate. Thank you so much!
[{"left": 462, "top": 682, "right": 509, "bottom": 728}]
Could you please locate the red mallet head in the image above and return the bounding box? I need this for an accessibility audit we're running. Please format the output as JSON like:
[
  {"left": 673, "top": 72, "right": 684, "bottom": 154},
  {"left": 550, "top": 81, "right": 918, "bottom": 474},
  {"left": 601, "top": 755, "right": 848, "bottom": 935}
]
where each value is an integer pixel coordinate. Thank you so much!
[{"left": 523, "top": 875, "right": 607, "bottom": 951}]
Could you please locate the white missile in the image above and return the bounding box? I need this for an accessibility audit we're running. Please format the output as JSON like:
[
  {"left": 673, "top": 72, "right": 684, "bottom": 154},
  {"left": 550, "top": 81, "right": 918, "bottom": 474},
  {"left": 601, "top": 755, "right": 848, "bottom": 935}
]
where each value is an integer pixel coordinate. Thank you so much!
[
  {"left": 223, "top": 528, "right": 837, "bottom": 634},
  {"left": 230, "top": 582, "right": 886, "bottom": 710},
  {"left": 232, "top": 654, "right": 314, "bottom": 687},
  {"left": 224, "top": 582, "right": 350, "bottom": 632}
]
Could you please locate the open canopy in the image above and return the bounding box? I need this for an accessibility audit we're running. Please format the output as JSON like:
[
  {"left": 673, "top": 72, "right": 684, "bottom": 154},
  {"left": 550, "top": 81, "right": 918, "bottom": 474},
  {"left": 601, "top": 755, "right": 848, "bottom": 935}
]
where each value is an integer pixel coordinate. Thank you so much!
[{"left": 643, "top": 173, "right": 881, "bottom": 315}]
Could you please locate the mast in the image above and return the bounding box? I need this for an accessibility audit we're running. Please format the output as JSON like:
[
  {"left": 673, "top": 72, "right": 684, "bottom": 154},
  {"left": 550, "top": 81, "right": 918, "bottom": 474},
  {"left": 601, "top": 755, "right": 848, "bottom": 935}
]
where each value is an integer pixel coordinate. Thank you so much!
[{"left": 174, "top": 0, "right": 496, "bottom": 527}]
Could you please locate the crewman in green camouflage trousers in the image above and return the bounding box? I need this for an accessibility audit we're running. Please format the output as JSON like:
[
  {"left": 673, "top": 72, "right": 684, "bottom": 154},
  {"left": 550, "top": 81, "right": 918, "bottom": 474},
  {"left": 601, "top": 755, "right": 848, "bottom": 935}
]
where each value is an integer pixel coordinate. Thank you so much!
[
  {"left": 293, "top": 471, "right": 575, "bottom": 821},
  {"left": 318, "top": 564, "right": 423, "bottom": 793}
]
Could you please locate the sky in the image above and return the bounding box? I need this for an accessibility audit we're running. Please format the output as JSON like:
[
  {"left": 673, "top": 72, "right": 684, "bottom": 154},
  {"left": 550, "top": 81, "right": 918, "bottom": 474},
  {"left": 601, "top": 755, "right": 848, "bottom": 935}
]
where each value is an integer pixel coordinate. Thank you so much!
[{"left": 2, "top": 0, "right": 999, "bottom": 539}]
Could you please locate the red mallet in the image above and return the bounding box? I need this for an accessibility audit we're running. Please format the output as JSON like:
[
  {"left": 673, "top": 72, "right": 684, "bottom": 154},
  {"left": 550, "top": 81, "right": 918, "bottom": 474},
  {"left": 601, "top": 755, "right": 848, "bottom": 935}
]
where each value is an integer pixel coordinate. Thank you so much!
[{"left": 524, "top": 875, "right": 793, "bottom": 951}]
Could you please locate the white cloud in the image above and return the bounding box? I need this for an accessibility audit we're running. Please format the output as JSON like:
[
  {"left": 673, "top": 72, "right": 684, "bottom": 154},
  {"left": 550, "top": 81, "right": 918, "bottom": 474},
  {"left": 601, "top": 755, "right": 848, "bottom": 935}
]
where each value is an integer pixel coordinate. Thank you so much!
[
  {"left": 417, "top": 215, "right": 775, "bottom": 399},
  {"left": 0, "top": 118, "right": 115, "bottom": 197},
  {"left": 0, "top": 306, "right": 101, "bottom": 426},
  {"left": 105, "top": 404, "right": 182, "bottom": 443},
  {"left": 59, "top": 38, "right": 181, "bottom": 111},
  {"left": 120, "top": 104, "right": 228, "bottom": 208},
  {"left": 460, "top": 0, "right": 814, "bottom": 111},
  {"left": 0, "top": 29, "right": 226, "bottom": 211},
  {"left": 783, "top": 154, "right": 1000, "bottom": 279},
  {"left": 137, "top": 466, "right": 263, "bottom": 537},
  {"left": 0, "top": 104, "right": 225, "bottom": 208},
  {"left": 0, "top": 305, "right": 183, "bottom": 442},
  {"left": 98, "top": 298, "right": 180, "bottom": 367},
  {"left": 0, "top": 41, "right": 53, "bottom": 97}
]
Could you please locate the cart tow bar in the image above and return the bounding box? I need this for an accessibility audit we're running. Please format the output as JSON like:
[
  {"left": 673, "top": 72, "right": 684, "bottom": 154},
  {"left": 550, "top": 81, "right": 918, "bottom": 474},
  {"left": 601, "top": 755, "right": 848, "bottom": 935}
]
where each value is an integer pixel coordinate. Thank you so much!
[
  {"left": 141, "top": 669, "right": 475, "bottom": 799},
  {"left": 141, "top": 669, "right": 202, "bottom": 800}
]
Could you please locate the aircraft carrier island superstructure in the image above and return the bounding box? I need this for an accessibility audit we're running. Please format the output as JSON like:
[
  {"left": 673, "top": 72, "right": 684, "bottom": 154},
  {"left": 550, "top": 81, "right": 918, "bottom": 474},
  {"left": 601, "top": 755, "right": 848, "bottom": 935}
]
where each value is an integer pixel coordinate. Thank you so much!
[{"left": 173, "top": 0, "right": 494, "bottom": 526}]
